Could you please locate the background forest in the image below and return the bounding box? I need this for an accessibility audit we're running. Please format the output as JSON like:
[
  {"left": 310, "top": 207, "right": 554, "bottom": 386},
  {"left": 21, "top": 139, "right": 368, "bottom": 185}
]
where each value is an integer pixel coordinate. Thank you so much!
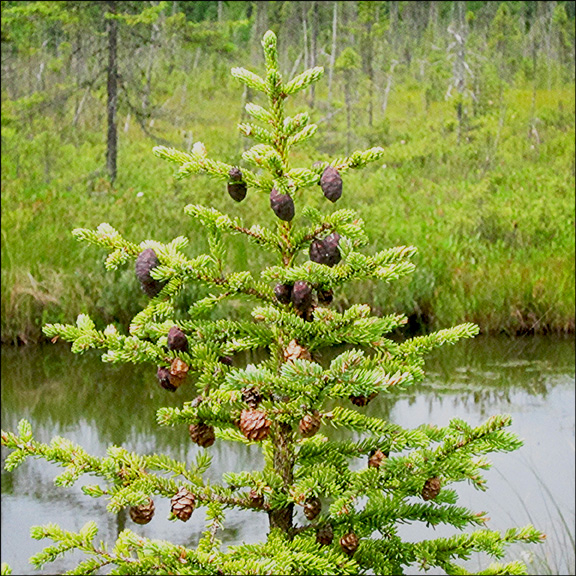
[{"left": 1, "top": 0, "right": 575, "bottom": 344}]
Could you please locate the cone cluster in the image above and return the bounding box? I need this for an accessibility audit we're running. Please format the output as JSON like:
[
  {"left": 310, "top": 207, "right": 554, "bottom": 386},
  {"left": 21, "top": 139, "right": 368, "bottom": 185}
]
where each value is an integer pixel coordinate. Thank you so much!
[{"left": 156, "top": 357, "right": 189, "bottom": 392}]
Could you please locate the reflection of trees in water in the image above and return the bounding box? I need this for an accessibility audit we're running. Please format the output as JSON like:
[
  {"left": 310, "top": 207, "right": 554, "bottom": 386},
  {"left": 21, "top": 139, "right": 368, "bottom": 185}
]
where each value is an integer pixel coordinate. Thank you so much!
[{"left": 2, "top": 336, "right": 573, "bottom": 445}]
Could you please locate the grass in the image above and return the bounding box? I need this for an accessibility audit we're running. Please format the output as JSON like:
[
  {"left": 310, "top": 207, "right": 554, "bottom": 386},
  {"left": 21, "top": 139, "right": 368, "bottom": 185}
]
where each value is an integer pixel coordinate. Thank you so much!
[
  {"left": 492, "top": 455, "right": 575, "bottom": 576},
  {"left": 1, "top": 76, "right": 574, "bottom": 344}
]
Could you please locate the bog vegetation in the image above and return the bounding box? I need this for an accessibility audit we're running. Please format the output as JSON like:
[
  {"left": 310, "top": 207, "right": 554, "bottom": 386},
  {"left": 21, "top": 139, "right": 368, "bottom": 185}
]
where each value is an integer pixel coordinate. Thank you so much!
[
  {"left": 1, "top": 28, "right": 547, "bottom": 576},
  {"left": 1, "top": 0, "right": 575, "bottom": 344}
]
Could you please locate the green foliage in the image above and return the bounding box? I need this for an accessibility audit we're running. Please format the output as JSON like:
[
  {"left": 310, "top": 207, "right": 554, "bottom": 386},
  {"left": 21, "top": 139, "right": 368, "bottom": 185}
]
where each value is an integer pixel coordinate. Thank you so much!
[{"left": 1, "top": 30, "right": 548, "bottom": 575}]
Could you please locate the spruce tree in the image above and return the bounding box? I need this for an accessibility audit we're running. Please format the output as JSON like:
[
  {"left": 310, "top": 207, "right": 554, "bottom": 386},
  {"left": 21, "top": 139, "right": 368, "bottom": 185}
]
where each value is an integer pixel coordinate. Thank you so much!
[{"left": 1, "top": 31, "right": 544, "bottom": 576}]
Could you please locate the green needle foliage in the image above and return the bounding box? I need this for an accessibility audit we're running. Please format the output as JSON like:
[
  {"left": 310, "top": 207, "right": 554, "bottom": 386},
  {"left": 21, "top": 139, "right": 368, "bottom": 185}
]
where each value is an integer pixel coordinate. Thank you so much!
[{"left": 1, "top": 31, "right": 544, "bottom": 576}]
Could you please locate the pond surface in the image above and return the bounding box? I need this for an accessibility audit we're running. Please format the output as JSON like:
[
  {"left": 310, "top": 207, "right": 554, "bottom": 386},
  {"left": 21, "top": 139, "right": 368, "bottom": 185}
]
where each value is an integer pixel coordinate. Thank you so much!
[{"left": 1, "top": 336, "right": 574, "bottom": 575}]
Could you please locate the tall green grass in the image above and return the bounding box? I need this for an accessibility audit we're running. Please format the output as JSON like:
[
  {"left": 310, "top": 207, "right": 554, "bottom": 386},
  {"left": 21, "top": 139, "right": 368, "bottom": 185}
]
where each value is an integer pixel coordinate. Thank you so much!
[{"left": 1, "top": 84, "right": 574, "bottom": 343}]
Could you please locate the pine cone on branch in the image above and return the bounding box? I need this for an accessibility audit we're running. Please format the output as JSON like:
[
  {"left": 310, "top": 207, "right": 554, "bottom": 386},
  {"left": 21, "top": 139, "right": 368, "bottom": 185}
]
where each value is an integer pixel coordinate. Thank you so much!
[
  {"left": 340, "top": 532, "right": 360, "bottom": 556},
  {"left": 129, "top": 497, "right": 155, "bottom": 525},
  {"left": 368, "top": 449, "right": 388, "bottom": 468},
  {"left": 284, "top": 339, "right": 312, "bottom": 362},
  {"left": 242, "top": 387, "right": 263, "bottom": 409},
  {"left": 309, "top": 233, "right": 341, "bottom": 267},
  {"left": 349, "top": 392, "right": 377, "bottom": 406},
  {"left": 227, "top": 167, "right": 247, "bottom": 202},
  {"left": 316, "top": 523, "right": 334, "bottom": 546},
  {"left": 188, "top": 423, "right": 216, "bottom": 448},
  {"left": 169, "top": 357, "right": 189, "bottom": 389},
  {"left": 422, "top": 476, "right": 441, "bottom": 501},
  {"left": 135, "top": 248, "right": 167, "bottom": 297},
  {"left": 247, "top": 488, "right": 264, "bottom": 508},
  {"left": 270, "top": 188, "right": 295, "bottom": 221},
  {"left": 274, "top": 282, "right": 293, "bottom": 304},
  {"left": 171, "top": 487, "right": 196, "bottom": 522},
  {"left": 167, "top": 326, "right": 189, "bottom": 352},
  {"left": 299, "top": 411, "right": 321, "bottom": 438},
  {"left": 320, "top": 166, "right": 343, "bottom": 202},
  {"left": 303, "top": 496, "right": 322, "bottom": 520},
  {"left": 239, "top": 409, "right": 271, "bottom": 441}
]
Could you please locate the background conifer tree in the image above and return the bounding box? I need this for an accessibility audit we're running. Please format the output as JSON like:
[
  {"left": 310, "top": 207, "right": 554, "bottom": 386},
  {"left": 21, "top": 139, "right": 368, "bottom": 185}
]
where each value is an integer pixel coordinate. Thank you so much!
[{"left": 1, "top": 31, "right": 544, "bottom": 576}]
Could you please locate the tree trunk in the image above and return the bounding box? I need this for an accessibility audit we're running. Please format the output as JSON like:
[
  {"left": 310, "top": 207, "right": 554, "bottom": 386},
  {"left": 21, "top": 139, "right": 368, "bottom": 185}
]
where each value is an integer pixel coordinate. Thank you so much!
[
  {"left": 268, "top": 422, "right": 295, "bottom": 536},
  {"left": 106, "top": 0, "right": 118, "bottom": 184}
]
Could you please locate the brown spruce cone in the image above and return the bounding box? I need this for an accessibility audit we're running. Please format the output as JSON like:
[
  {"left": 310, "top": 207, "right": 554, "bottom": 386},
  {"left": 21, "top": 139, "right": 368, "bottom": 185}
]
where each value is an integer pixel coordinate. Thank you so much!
[
  {"left": 422, "top": 476, "right": 442, "bottom": 501},
  {"left": 171, "top": 487, "right": 196, "bottom": 521},
  {"left": 156, "top": 366, "right": 177, "bottom": 391},
  {"left": 368, "top": 449, "right": 388, "bottom": 468},
  {"left": 169, "top": 357, "right": 189, "bottom": 389},
  {"left": 349, "top": 392, "right": 377, "bottom": 406},
  {"left": 299, "top": 411, "right": 321, "bottom": 438},
  {"left": 167, "top": 326, "right": 189, "bottom": 352},
  {"left": 309, "top": 233, "right": 341, "bottom": 267},
  {"left": 284, "top": 339, "right": 312, "bottom": 362},
  {"left": 239, "top": 409, "right": 271, "bottom": 441},
  {"left": 188, "top": 422, "right": 216, "bottom": 448},
  {"left": 248, "top": 488, "right": 264, "bottom": 508},
  {"left": 340, "top": 532, "right": 360, "bottom": 556},
  {"left": 129, "top": 497, "right": 155, "bottom": 525},
  {"left": 269, "top": 188, "right": 295, "bottom": 221},
  {"left": 317, "top": 288, "right": 334, "bottom": 305},
  {"left": 291, "top": 281, "right": 313, "bottom": 314},
  {"left": 241, "top": 387, "right": 263, "bottom": 409},
  {"left": 227, "top": 167, "right": 247, "bottom": 202},
  {"left": 316, "top": 523, "right": 334, "bottom": 546},
  {"left": 303, "top": 496, "right": 322, "bottom": 520},
  {"left": 274, "top": 282, "right": 293, "bottom": 304},
  {"left": 135, "top": 248, "right": 167, "bottom": 298},
  {"left": 320, "top": 166, "right": 343, "bottom": 202}
]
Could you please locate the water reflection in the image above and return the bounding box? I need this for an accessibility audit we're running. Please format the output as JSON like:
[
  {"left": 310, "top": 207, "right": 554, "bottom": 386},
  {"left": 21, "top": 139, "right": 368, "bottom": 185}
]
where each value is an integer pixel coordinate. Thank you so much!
[{"left": 1, "top": 336, "right": 574, "bottom": 575}]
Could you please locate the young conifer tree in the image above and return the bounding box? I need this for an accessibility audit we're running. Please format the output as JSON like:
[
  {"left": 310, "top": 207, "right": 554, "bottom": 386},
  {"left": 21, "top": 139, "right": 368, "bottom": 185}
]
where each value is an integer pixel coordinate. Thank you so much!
[{"left": 2, "top": 31, "right": 544, "bottom": 576}]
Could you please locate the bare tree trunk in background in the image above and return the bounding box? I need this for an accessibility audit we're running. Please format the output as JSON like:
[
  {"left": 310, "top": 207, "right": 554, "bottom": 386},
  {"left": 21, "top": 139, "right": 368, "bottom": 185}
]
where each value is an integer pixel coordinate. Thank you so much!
[
  {"left": 252, "top": 1, "right": 269, "bottom": 63},
  {"left": 448, "top": 1, "right": 468, "bottom": 145},
  {"left": 309, "top": 1, "right": 318, "bottom": 108},
  {"left": 106, "top": 0, "right": 118, "bottom": 184},
  {"left": 142, "top": 1, "right": 161, "bottom": 119},
  {"left": 217, "top": 0, "right": 223, "bottom": 22},
  {"left": 389, "top": 1, "right": 399, "bottom": 52},
  {"left": 381, "top": 60, "right": 398, "bottom": 118},
  {"left": 428, "top": 1, "right": 439, "bottom": 43},
  {"left": 301, "top": 2, "right": 309, "bottom": 69},
  {"left": 328, "top": 1, "right": 338, "bottom": 102}
]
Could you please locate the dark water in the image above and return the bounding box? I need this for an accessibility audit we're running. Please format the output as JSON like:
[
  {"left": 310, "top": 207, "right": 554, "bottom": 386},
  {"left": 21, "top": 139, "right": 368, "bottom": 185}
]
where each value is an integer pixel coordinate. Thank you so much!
[{"left": 1, "top": 336, "right": 574, "bottom": 575}]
